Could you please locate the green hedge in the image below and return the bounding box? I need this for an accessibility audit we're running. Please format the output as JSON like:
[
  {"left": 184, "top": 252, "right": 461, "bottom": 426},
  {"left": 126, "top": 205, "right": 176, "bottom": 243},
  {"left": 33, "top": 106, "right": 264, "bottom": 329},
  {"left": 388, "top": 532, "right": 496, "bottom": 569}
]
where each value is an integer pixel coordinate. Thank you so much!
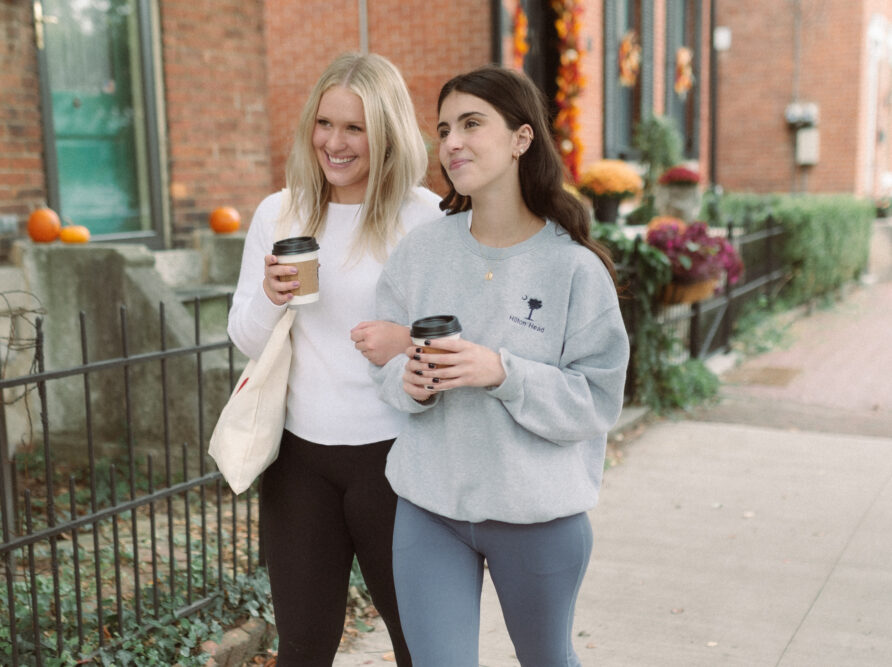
[{"left": 719, "top": 193, "right": 874, "bottom": 305}]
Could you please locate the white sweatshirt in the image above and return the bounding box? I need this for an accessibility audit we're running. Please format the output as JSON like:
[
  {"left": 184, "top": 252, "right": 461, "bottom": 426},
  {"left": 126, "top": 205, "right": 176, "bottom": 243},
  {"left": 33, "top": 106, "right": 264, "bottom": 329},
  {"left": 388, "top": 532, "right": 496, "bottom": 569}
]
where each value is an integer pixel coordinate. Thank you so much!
[{"left": 227, "top": 187, "right": 442, "bottom": 445}]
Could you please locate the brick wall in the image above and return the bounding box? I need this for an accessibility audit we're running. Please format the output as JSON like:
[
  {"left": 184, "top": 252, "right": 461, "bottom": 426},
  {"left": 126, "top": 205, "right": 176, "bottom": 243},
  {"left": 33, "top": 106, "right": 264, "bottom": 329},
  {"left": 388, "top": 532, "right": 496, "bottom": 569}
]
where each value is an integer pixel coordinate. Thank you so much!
[
  {"left": 715, "top": 0, "right": 891, "bottom": 196},
  {"left": 579, "top": 0, "right": 605, "bottom": 166},
  {"left": 799, "top": 0, "right": 862, "bottom": 193},
  {"left": 715, "top": 1, "right": 798, "bottom": 192},
  {"left": 263, "top": 0, "right": 490, "bottom": 202},
  {"left": 159, "top": 0, "right": 273, "bottom": 243},
  {"left": 0, "top": 0, "right": 46, "bottom": 231},
  {"left": 2, "top": 0, "right": 726, "bottom": 253}
]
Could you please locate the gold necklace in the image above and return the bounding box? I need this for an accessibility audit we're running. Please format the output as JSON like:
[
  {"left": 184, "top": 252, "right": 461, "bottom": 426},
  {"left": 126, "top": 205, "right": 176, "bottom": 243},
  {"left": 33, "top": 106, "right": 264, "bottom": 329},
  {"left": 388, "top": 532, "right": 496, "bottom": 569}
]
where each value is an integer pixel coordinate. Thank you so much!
[{"left": 472, "top": 213, "right": 542, "bottom": 280}]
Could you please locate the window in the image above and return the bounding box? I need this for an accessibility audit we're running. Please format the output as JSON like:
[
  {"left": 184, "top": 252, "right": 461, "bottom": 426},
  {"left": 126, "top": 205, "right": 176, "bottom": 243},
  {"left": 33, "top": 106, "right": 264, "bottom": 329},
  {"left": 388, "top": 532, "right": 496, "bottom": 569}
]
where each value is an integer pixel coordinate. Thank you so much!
[
  {"left": 604, "top": 0, "right": 654, "bottom": 159},
  {"left": 665, "top": 0, "right": 701, "bottom": 158},
  {"left": 37, "top": 0, "right": 166, "bottom": 243}
]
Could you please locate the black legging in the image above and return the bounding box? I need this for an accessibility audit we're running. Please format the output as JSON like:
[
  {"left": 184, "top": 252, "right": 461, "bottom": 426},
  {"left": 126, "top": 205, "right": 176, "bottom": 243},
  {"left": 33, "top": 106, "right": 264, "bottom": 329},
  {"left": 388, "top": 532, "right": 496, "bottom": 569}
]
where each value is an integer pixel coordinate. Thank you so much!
[{"left": 259, "top": 431, "right": 411, "bottom": 666}]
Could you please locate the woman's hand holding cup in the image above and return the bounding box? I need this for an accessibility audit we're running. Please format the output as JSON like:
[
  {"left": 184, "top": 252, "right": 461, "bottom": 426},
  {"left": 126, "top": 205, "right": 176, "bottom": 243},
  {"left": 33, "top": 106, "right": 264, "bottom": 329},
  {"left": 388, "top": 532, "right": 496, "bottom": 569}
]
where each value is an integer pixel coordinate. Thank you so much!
[
  {"left": 403, "top": 336, "right": 506, "bottom": 395},
  {"left": 262, "top": 254, "right": 301, "bottom": 306}
]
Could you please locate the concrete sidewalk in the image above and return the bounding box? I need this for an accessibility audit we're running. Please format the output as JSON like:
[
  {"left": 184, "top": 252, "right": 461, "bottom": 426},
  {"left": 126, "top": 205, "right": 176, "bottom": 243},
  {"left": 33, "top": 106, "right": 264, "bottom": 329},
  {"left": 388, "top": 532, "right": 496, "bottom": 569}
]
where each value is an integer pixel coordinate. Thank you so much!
[
  {"left": 336, "top": 421, "right": 892, "bottom": 666},
  {"left": 577, "top": 420, "right": 892, "bottom": 666},
  {"left": 334, "top": 280, "right": 892, "bottom": 666}
]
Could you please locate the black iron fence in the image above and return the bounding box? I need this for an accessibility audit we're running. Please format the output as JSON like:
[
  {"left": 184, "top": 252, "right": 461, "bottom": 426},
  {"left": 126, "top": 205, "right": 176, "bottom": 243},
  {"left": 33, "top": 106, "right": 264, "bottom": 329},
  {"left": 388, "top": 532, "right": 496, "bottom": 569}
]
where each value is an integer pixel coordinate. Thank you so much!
[
  {"left": 0, "top": 300, "right": 258, "bottom": 665},
  {"left": 653, "top": 213, "right": 788, "bottom": 361}
]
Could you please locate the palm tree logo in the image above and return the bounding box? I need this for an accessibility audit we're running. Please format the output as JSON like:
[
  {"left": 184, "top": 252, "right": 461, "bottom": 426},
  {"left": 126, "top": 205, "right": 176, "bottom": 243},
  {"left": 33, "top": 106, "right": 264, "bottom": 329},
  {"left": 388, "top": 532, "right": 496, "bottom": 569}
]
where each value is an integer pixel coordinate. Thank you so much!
[{"left": 522, "top": 295, "right": 542, "bottom": 321}]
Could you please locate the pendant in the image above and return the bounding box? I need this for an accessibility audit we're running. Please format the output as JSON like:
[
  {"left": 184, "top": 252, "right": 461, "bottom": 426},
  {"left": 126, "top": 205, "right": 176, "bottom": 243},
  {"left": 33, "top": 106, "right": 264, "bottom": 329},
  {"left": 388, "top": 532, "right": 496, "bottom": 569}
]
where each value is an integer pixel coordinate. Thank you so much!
[{"left": 485, "top": 271, "right": 493, "bottom": 281}]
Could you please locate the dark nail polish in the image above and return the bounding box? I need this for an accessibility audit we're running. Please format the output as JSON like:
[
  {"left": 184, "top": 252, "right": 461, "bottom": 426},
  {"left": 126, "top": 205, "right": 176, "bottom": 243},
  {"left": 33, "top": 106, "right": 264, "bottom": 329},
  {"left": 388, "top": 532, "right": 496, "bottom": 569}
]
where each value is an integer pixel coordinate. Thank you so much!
[
  {"left": 415, "top": 347, "right": 422, "bottom": 353},
  {"left": 414, "top": 370, "right": 423, "bottom": 376},
  {"left": 428, "top": 363, "right": 436, "bottom": 369},
  {"left": 424, "top": 339, "right": 432, "bottom": 346},
  {"left": 432, "top": 378, "right": 440, "bottom": 383},
  {"left": 413, "top": 354, "right": 421, "bottom": 361},
  {"left": 425, "top": 385, "right": 435, "bottom": 391}
]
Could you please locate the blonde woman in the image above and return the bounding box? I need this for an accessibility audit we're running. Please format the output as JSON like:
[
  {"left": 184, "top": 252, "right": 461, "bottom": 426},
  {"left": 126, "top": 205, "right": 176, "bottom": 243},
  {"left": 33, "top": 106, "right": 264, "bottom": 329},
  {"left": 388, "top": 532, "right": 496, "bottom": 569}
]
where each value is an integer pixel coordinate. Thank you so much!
[{"left": 228, "top": 52, "right": 440, "bottom": 666}]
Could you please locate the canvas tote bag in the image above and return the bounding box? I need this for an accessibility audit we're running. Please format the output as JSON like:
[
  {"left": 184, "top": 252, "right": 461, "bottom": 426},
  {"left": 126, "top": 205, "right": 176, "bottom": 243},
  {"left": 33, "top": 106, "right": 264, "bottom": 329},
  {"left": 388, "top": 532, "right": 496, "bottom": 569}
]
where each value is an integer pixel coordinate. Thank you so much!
[{"left": 209, "top": 190, "right": 297, "bottom": 494}]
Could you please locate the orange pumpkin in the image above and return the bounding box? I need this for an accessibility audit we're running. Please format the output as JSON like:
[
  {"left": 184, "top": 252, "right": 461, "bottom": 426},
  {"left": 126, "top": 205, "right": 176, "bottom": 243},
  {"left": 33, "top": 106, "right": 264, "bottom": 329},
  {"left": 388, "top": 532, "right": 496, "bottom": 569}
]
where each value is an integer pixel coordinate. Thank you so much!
[
  {"left": 209, "top": 206, "right": 241, "bottom": 234},
  {"left": 27, "top": 208, "right": 61, "bottom": 243},
  {"left": 59, "top": 225, "right": 91, "bottom": 244}
]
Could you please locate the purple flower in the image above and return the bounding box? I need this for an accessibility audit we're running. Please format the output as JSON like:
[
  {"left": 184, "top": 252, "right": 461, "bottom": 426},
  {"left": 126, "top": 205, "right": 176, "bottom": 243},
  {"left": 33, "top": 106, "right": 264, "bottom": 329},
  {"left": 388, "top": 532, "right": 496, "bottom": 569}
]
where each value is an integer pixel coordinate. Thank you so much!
[{"left": 646, "top": 220, "right": 744, "bottom": 285}]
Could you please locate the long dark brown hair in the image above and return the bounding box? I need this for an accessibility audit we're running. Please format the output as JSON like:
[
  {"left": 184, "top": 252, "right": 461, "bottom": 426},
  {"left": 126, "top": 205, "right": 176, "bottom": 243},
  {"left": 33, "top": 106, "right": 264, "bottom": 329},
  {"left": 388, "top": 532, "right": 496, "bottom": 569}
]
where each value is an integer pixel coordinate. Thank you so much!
[{"left": 436, "top": 65, "right": 615, "bottom": 280}]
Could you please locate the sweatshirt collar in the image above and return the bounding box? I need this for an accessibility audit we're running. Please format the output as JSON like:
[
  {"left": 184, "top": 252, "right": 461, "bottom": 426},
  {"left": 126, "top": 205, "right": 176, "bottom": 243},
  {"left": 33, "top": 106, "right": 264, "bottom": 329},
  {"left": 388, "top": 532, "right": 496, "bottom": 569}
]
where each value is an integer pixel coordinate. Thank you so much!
[{"left": 456, "top": 210, "right": 552, "bottom": 260}]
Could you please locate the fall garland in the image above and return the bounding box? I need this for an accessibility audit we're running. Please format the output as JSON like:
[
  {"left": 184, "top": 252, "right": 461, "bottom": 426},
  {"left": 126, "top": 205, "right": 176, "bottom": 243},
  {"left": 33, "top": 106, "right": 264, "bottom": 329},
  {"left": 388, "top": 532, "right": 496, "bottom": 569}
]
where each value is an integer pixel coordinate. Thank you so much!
[
  {"left": 551, "top": 0, "right": 585, "bottom": 181},
  {"left": 674, "top": 46, "right": 694, "bottom": 97},
  {"left": 618, "top": 30, "right": 642, "bottom": 87},
  {"left": 513, "top": 4, "right": 529, "bottom": 70}
]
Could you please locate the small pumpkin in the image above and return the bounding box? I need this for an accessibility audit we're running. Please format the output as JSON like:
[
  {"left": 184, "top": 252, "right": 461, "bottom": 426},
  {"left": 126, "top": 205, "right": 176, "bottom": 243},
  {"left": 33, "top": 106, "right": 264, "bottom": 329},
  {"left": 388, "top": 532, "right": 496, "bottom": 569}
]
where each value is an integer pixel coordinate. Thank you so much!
[
  {"left": 59, "top": 224, "right": 91, "bottom": 244},
  {"left": 27, "top": 207, "right": 62, "bottom": 243},
  {"left": 209, "top": 206, "right": 241, "bottom": 234}
]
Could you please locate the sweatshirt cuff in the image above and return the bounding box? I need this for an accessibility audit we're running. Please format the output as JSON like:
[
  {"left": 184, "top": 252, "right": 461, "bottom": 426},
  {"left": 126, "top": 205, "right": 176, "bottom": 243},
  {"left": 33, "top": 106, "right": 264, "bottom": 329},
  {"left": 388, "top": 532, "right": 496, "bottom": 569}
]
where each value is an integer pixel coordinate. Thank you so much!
[
  {"left": 486, "top": 348, "right": 524, "bottom": 401},
  {"left": 248, "top": 283, "right": 289, "bottom": 331}
]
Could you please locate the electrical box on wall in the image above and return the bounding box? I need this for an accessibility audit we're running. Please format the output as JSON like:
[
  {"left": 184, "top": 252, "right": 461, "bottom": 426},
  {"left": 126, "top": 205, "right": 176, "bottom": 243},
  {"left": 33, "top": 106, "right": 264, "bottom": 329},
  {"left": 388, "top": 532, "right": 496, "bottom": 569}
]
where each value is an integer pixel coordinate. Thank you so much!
[
  {"left": 796, "top": 127, "right": 820, "bottom": 166},
  {"left": 785, "top": 102, "right": 820, "bottom": 127}
]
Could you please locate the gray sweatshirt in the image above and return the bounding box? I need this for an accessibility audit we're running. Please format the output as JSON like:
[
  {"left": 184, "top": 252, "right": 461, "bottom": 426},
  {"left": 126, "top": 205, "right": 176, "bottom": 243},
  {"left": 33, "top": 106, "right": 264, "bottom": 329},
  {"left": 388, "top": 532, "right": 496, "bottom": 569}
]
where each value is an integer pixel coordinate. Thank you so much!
[{"left": 373, "top": 211, "right": 630, "bottom": 523}]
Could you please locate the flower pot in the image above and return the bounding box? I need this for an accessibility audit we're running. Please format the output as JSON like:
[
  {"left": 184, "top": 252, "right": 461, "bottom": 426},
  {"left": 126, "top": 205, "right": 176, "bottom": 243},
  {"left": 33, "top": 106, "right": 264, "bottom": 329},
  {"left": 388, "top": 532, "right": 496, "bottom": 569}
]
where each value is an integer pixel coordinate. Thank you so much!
[
  {"left": 661, "top": 279, "right": 717, "bottom": 305},
  {"left": 592, "top": 196, "right": 621, "bottom": 223},
  {"left": 655, "top": 183, "right": 701, "bottom": 223}
]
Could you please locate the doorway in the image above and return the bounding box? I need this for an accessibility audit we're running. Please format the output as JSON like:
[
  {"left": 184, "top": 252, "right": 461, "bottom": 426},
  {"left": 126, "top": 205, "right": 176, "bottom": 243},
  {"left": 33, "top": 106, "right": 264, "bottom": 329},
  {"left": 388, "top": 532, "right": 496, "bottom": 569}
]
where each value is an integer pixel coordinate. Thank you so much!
[{"left": 34, "top": 0, "right": 165, "bottom": 243}]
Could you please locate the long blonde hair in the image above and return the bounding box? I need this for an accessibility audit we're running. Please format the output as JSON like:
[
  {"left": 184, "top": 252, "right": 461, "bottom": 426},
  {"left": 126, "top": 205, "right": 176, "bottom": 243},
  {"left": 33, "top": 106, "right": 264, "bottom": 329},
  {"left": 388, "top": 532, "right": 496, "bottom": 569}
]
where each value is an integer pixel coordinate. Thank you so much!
[{"left": 285, "top": 53, "right": 429, "bottom": 260}]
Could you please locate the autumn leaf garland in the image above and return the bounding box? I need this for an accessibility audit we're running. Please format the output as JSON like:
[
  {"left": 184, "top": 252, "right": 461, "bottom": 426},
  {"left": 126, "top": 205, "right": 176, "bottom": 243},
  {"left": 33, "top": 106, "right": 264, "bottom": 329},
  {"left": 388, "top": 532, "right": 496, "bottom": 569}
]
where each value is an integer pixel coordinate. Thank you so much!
[
  {"left": 551, "top": 0, "right": 585, "bottom": 181},
  {"left": 513, "top": 4, "right": 529, "bottom": 70}
]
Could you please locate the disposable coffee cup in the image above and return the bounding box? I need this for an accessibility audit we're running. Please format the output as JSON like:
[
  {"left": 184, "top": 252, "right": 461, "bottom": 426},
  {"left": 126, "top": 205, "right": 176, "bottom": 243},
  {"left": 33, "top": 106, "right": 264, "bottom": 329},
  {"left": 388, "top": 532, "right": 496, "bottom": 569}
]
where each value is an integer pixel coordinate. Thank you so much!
[
  {"left": 410, "top": 315, "right": 462, "bottom": 368},
  {"left": 272, "top": 236, "right": 320, "bottom": 307}
]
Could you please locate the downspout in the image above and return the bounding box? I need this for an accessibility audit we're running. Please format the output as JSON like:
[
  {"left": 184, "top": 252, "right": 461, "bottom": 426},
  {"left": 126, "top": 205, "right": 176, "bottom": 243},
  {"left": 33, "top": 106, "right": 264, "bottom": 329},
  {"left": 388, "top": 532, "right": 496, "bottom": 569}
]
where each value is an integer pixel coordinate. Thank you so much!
[
  {"left": 709, "top": 0, "right": 718, "bottom": 187},
  {"left": 491, "top": 0, "right": 502, "bottom": 64},
  {"left": 359, "top": 0, "right": 368, "bottom": 54},
  {"left": 792, "top": 0, "right": 803, "bottom": 192}
]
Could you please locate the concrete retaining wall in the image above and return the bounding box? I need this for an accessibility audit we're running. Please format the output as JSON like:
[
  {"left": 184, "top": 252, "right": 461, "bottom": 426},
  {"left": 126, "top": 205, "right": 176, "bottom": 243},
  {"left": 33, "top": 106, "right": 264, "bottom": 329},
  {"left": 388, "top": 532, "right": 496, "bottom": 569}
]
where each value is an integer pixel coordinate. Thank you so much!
[{"left": 4, "top": 237, "right": 246, "bottom": 462}]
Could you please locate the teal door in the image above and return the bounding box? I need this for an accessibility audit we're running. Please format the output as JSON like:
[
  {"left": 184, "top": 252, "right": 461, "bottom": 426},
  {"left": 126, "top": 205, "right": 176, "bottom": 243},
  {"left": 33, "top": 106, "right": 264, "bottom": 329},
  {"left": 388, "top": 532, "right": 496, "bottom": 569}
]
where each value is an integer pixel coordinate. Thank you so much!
[{"left": 37, "top": 0, "right": 159, "bottom": 238}]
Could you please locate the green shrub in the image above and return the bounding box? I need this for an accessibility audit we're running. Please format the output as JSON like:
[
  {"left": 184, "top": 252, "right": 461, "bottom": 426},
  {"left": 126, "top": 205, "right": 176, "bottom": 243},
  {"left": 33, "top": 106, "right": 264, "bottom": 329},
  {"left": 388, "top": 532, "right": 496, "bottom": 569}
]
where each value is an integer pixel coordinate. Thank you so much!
[
  {"left": 774, "top": 195, "right": 873, "bottom": 302},
  {"left": 717, "top": 192, "right": 873, "bottom": 305}
]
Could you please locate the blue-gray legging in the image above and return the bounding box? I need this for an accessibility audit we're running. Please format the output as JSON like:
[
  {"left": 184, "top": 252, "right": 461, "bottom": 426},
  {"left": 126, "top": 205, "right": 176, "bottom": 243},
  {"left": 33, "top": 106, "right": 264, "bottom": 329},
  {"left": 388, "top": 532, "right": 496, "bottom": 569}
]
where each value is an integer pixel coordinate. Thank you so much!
[{"left": 392, "top": 497, "right": 593, "bottom": 666}]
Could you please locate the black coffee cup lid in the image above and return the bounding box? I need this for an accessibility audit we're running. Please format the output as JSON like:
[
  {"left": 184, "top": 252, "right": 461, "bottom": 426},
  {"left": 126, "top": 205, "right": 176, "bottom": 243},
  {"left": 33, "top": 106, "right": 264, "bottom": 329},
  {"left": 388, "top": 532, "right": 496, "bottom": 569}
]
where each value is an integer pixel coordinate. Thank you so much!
[
  {"left": 410, "top": 315, "right": 462, "bottom": 339},
  {"left": 272, "top": 236, "right": 319, "bottom": 255}
]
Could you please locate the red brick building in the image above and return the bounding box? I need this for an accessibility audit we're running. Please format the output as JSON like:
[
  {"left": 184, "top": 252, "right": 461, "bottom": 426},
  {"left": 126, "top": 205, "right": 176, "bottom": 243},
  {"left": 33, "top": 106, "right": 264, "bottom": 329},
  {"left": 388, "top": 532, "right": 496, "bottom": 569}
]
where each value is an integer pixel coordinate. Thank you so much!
[
  {"left": 2, "top": 1, "right": 732, "bottom": 253},
  {"left": 714, "top": 0, "right": 892, "bottom": 197}
]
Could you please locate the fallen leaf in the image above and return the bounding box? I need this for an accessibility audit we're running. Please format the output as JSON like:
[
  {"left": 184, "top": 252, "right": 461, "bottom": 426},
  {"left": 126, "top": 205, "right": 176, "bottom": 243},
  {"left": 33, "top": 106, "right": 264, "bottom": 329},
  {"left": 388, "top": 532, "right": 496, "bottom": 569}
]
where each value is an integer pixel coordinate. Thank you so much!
[{"left": 383, "top": 652, "right": 396, "bottom": 662}]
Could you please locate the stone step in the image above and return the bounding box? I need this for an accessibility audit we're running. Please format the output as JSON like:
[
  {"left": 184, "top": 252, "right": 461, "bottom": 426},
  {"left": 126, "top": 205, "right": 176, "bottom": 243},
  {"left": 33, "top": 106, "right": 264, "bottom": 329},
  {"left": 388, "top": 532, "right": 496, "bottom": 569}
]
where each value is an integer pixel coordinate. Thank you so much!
[
  {"left": 174, "top": 284, "right": 234, "bottom": 342},
  {"left": 153, "top": 248, "right": 203, "bottom": 288}
]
